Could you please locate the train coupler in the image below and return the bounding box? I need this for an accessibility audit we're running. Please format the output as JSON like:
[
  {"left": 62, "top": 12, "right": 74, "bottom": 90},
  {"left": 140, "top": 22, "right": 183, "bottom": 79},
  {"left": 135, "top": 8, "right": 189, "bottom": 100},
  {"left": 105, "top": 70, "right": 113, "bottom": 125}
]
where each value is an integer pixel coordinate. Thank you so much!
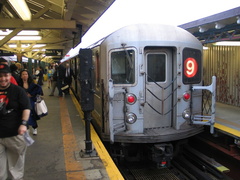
[{"left": 152, "top": 143, "right": 173, "bottom": 168}]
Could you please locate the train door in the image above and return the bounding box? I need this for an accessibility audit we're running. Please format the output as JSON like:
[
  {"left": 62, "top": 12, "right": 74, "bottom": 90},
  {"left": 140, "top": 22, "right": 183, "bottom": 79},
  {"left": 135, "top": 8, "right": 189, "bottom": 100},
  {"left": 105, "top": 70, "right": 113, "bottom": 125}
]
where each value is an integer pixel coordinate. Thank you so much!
[
  {"left": 108, "top": 48, "right": 136, "bottom": 142},
  {"left": 144, "top": 48, "right": 173, "bottom": 129}
]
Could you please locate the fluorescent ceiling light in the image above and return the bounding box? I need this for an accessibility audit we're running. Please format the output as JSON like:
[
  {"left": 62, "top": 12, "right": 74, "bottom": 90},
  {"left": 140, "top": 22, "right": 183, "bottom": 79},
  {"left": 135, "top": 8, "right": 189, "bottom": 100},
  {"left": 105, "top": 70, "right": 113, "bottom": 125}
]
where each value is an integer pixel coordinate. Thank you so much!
[
  {"left": 8, "top": 0, "right": 31, "bottom": 21},
  {"left": 8, "top": 44, "right": 46, "bottom": 48},
  {"left": 237, "top": 16, "right": 240, "bottom": 24},
  {"left": 0, "top": 36, "right": 42, "bottom": 40},
  {"left": 32, "top": 49, "right": 46, "bottom": 52},
  {"left": 33, "top": 44, "right": 46, "bottom": 48},
  {"left": 18, "top": 31, "right": 40, "bottom": 36},
  {"left": 0, "top": 30, "right": 39, "bottom": 36},
  {"left": 214, "top": 41, "right": 240, "bottom": 46}
]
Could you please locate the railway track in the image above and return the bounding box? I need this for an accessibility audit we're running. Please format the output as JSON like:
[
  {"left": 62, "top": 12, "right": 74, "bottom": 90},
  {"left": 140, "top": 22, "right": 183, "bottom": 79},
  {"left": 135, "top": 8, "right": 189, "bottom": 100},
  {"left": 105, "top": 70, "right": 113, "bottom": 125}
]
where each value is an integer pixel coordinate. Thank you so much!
[{"left": 118, "top": 145, "right": 232, "bottom": 180}]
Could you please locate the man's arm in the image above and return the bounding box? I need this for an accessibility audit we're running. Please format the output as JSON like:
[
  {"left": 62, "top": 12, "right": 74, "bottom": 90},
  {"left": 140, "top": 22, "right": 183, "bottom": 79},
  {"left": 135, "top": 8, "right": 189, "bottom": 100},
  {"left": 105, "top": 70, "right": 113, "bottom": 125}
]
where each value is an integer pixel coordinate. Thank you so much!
[{"left": 18, "top": 109, "right": 31, "bottom": 135}]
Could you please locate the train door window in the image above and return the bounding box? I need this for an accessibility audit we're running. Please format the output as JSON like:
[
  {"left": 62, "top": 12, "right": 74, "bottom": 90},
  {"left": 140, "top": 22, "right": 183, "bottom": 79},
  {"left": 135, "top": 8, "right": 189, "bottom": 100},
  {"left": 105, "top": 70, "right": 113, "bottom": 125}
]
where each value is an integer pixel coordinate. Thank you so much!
[
  {"left": 111, "top": 49, "right": 135, "bottom": 84},
  {"left": 147, "top": 53, "right": 166, "bottom": 82}
]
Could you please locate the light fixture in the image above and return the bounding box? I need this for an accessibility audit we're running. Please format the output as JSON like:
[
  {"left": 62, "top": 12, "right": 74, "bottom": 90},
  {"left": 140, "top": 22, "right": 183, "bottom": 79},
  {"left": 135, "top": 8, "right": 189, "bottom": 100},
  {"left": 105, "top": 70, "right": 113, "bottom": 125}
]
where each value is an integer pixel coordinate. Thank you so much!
[
  {"left": 237, "top": 16, "right": 240, "bottom": 24},
  {"left": 199, "top": 26, "right": 208, "bottom": 33},
  {"left": 215, "top": 22, "right": 225, "bottom": 29},
  {"left": 32, "top": 49, "right": 46, "bottom": 52},
  {"left": 214, "top": 41, "right": 240, "bottom": 46},
  {"left": 32, "top": 44, "right": 46, "bottom": 48},
  {"left": 0, "top": 29, "right": 11, "bottom": 35},
  {"left": 0, "top": 36, "right": 42, "bottom": 40},
  {"left": 8, "top": 44, "right": 46, "bottom": 48},
  {"left": 18, "top": 31, "right": 40, "bottom": 36},
  {"left": 0, "top": 30, "right": 40, "bottom": 36},
  {"left": 8, "top": 0, "right": 31, "bottom": 21}
]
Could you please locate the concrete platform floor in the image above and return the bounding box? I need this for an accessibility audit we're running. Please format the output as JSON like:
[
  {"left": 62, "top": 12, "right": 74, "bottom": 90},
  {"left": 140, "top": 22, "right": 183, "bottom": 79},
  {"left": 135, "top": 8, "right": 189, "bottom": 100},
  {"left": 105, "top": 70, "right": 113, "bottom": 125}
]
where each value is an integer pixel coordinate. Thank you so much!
[{"left": 24, "top": 84, "right": 123, "bottom": 180}]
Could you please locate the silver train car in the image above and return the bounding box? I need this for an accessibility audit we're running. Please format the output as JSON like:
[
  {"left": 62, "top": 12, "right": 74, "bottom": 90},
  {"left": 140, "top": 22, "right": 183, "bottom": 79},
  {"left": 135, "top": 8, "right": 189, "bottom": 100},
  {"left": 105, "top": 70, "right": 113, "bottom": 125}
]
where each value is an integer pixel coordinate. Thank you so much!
[{"left": 69, "top": 24, "right": 216, "bottom": 166}]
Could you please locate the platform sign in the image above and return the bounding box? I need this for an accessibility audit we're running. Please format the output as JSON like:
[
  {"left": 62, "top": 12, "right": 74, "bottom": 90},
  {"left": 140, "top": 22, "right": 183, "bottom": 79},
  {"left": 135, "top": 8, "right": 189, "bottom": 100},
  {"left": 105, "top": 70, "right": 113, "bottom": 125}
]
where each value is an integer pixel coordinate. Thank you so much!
[
  {"left": 45, "top": 49, "right": 63, "bottom": 56},
  {"left": 0, "top": 50, "right": 14, "bottom": 56},
  {"left": 182, "top": 48, "right": 202, "bottom": 84}
]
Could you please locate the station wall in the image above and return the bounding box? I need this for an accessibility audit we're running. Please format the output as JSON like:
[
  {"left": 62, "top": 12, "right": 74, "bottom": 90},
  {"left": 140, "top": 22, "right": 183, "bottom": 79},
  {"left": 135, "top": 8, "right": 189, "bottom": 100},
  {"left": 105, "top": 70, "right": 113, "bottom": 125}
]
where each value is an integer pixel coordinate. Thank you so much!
[{"left": 203, "top": 46, "right": 240, "bottom": 106}]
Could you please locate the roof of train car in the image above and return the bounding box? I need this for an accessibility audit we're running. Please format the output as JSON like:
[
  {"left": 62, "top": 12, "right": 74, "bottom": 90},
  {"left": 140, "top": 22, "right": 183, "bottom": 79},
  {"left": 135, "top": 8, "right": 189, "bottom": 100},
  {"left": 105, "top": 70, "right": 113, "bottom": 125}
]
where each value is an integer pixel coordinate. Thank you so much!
[
  {"left": 100, "top": 24, "right": 202, "bottom": 48},
  {"left": 0, "top": 0, "right": 115, "bottom": 62},
  {"left": 61, "top": 24, "right": 203, "bottom": 62}
]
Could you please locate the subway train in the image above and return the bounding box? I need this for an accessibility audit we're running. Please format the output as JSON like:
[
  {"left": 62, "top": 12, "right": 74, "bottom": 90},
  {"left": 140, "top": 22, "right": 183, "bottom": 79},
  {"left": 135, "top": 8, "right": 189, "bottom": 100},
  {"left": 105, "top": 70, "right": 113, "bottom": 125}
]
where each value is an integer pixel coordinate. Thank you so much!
[{"left": 66, "top": 24, "right": 216, "bottom": 167}]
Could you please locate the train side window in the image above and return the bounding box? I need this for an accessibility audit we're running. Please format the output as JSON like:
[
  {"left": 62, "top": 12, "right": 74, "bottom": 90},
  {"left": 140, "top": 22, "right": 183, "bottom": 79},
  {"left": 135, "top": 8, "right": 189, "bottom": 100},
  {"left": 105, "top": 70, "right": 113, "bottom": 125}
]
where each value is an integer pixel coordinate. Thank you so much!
[
  {"left": 147, "top": 53, "right": 166, "bottom": 82},
  {"left": 111, "top": 50, "right": 135, "bottom": 84}
]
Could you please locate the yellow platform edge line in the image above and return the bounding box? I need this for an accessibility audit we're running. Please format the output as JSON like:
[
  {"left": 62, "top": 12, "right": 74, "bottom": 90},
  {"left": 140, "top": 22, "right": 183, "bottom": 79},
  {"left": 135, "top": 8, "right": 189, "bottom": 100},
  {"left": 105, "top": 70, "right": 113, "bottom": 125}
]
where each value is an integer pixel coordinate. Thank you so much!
[
  {"left": 214, "top": 123, "right": 240, "bottom": 137},
  {"left": 59, "top": 98, "right": 86, "bottom": 180},
  {"left": 71, "top": 94, "right": 124, "bottom": 180}
]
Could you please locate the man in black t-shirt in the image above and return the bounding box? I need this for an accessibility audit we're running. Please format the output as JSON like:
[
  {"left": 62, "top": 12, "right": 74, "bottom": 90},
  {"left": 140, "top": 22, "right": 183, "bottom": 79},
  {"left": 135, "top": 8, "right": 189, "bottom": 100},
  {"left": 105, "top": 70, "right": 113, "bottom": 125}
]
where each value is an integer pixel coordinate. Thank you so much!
[{"left": 0, "top": 64, "right": 31, "bottom": 180}]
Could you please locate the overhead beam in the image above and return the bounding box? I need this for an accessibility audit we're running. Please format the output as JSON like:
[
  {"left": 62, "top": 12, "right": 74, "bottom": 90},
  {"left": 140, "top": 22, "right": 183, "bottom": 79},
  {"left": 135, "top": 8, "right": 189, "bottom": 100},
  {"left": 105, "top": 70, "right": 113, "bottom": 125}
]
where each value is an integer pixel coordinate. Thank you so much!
[
  {"left": 26, "top": 0, "right": 62, "bottom": 15},
  {"left": 0, "top": 19, "right": 76, "bottom": 29},
  {"left": 64, "top": 0, "right": 77, "bottom": 20},
  {"left": 0, "top": 28, "right": 22, "bottom": 47},
  {"left": 5, "top": 38, "right": 71, "bottom": 43},
  {"left": 32, "top": 2, "right": 52, "bottom": 19}
]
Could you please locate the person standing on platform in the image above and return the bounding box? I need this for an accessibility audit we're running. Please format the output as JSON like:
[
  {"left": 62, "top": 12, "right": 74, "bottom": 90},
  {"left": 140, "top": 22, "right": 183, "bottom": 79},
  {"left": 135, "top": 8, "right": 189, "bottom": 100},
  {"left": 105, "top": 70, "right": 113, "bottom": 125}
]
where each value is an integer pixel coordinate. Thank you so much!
[
  {"left": 10, "top": 64, "right": 21, "bottom": 85},
  {"left": 63, "top": 62, "right": 75, "bottom": 95},
  {"left": 0, "top": 58, "right": 18, "bottom": 85},
  {"left": 19, "top": 70, "right": 43, "bottom": 136},
  {"left": 15, "top": 62, "right": 22, "bottom": 75},
  {"left": 0, "top": 64, "right": 31, "bottom": 180},
  {"left": 35, "top": 66, "right": 44, "bottom": 86},
  {"left": 47, "top": 64, "right": 54, "bottom": 89},
  {"left": 49, "top": 64, "right": 58, "bottom": 96},
  {"left": 57, "top": 64, "right": 65, "bottom": 97}
]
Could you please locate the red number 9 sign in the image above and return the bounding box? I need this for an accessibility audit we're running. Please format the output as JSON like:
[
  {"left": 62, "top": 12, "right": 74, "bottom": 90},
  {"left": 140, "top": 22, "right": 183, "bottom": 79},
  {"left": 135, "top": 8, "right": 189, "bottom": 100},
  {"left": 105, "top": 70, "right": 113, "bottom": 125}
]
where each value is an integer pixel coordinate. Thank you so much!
[{"left": 184, "top": 58, "right": 198, "bottom": 78}]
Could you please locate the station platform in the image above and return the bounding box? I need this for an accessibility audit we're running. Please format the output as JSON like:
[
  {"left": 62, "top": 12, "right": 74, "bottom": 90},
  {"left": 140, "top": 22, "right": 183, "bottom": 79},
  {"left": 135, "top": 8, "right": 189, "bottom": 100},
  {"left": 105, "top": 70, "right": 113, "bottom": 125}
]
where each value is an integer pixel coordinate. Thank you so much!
[
  {"left": 215, "top": 102, "right": 240, "bottom": 138},
  {"left": 23, "top": 82, "right": 240, "bottom": 179},
  {"left": 24, "top": 84, "right": 124, "bottom": 180}
]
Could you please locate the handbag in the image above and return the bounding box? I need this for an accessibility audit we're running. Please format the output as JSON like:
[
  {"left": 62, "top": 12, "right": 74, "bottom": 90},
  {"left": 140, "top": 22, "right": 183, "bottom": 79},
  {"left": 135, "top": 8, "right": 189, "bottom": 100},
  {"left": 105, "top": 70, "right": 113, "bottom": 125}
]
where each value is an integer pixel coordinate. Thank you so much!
[{"left": 35, "top": 95, "right": 48, "bottom": 117}]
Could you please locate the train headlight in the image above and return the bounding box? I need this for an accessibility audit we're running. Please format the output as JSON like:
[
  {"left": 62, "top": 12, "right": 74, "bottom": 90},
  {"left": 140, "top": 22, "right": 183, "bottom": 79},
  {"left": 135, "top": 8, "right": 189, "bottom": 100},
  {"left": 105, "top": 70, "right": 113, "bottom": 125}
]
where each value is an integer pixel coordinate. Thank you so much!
[
  {"left": 183, "top": 92, "right": 191, "bottom": 101},
  {"left": 126, "top": 93, "right": 137, "bottom": 105},
  {"left": 182, "top": 109, "right": 191, "bottom": 121},
  {"left": 126, "top": 112, "right": 137, "bottom": 124}
]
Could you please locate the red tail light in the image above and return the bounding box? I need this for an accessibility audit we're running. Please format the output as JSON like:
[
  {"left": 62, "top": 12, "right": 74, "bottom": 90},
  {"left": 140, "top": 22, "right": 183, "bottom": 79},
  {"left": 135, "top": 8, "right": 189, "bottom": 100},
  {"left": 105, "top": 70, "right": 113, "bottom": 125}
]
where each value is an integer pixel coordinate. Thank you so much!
[
  {"left": 183, "top": 92, "right": 191, "bottom": 101},
  {"left": 126, "top": 94, "right": 137, "bottom": 104}
]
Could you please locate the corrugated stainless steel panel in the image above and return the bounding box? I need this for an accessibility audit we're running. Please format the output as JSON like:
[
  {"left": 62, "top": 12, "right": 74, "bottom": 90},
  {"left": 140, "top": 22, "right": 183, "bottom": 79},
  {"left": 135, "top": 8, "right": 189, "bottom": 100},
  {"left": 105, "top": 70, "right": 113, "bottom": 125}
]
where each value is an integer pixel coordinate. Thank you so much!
[{"left": 203, "top": 46, "right": 240, "bottom": 106}]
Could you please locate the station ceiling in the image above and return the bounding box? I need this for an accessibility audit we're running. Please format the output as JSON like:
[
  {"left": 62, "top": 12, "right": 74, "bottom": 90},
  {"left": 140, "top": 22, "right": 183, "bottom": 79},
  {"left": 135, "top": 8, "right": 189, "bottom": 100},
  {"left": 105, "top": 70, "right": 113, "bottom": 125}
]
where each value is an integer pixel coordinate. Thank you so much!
[
  {"left": 0, "top": 0, "right": 115, "bottom": 62},
  {"left": 0, "top": 1, "right": 239, "bottom": 63},
  {"left": 179, "top": 6, "right": 240, "bottom": 45}
]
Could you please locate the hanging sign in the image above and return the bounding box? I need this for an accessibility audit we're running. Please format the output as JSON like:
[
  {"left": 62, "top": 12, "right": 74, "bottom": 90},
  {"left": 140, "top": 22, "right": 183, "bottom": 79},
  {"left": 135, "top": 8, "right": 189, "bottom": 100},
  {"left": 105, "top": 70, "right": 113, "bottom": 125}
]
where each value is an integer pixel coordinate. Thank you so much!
[
  {"left": 0, "top": 50, "right": 14, "bottom": 56},
  {"left": 45, "top": 49, "right": 63, "bottom": 56}
]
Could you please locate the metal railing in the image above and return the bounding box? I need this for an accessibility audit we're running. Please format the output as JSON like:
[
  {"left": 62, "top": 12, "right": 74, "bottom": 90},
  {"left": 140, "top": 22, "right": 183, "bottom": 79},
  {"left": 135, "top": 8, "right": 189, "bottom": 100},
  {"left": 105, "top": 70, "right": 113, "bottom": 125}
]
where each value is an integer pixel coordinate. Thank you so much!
[{"left": 192, "top": 76, "right": 216, "bottom": 134}]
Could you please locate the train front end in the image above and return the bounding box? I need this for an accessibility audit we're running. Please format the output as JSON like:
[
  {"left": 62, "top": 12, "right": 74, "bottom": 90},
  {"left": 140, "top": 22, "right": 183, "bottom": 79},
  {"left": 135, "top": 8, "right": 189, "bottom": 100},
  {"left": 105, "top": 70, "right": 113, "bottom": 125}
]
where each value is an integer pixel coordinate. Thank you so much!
[{"left": 92, "top": 24, "right": 216, "bottom": 166}]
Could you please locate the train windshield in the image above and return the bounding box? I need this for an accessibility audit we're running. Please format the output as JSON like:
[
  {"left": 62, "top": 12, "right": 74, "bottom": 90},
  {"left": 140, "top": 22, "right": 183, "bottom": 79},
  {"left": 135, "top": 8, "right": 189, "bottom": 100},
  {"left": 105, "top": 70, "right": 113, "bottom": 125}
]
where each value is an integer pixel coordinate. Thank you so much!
[{"left": 111, "top": 49, "right": 135, "bottom": 84}]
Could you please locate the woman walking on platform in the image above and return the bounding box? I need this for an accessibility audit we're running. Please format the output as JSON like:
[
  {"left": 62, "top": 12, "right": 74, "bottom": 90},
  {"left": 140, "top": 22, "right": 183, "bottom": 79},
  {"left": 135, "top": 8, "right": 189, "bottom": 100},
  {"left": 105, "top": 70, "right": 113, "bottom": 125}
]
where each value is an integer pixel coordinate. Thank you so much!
[{"left": 19, "top": 70, "right": 43, "bottom": 135}]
